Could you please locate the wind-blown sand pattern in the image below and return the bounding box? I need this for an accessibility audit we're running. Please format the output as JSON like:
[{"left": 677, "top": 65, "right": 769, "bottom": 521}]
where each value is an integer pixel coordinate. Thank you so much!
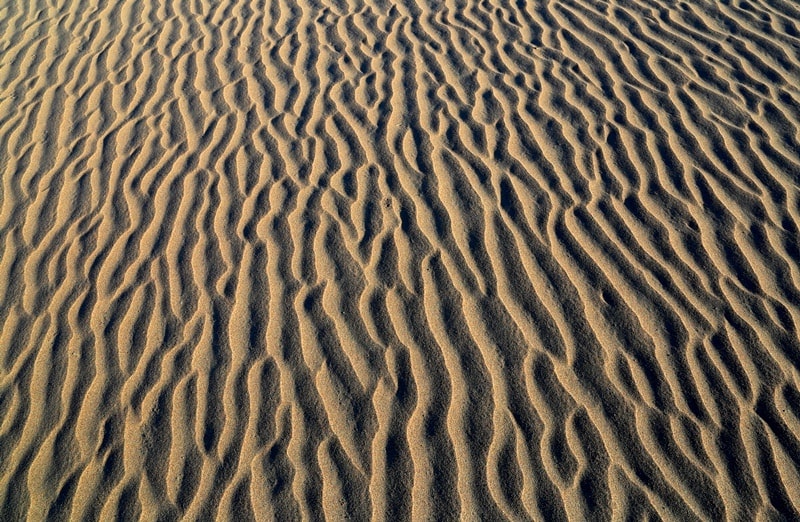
[{"left": 1, "top": 0, "right": 800, "bottom": 518}]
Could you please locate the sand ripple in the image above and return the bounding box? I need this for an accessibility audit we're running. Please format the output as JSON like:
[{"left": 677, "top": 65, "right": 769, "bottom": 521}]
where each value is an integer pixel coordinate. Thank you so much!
[{"left": 1, "top": 0, "right": 800, "bottom": 519}]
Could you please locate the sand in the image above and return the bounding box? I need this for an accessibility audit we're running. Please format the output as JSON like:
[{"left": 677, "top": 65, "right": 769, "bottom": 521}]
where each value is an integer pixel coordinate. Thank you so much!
[{"left": 1, "top": 0, "right": 799, "bottom": 519}]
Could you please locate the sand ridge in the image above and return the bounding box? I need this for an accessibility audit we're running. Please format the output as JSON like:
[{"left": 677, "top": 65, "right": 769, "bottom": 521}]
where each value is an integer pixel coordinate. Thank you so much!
[{"left": 1, "top": 0, "right": 800, "bottom": 519}]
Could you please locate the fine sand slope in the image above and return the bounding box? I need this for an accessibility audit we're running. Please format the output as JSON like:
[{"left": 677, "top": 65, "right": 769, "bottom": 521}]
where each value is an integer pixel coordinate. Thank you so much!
[{"left": 1, "top": 0, "right": 800, "bottom": 519}]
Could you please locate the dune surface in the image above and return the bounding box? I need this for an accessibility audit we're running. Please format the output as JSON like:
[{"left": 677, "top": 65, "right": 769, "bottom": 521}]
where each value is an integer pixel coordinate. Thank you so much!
[{"left": 1, "top": 0, "right": 800, "bottom": 519}]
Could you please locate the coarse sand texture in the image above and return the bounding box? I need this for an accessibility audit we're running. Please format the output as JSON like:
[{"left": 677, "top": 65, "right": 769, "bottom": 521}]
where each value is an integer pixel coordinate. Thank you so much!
[{"left": 1, "top": 0, "right": 800, "bottom": 519}]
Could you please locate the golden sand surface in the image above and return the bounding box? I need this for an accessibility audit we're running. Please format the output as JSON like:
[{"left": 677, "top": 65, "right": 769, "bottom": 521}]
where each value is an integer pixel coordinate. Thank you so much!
[{"left": 1, "top": 0, "right": 799, "bottom": 519}]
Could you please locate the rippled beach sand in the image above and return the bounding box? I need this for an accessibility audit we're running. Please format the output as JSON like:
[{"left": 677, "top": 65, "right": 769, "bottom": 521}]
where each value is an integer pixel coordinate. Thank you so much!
[{"left": 1, "top": 0, "right": 799, "bottom": 519}]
